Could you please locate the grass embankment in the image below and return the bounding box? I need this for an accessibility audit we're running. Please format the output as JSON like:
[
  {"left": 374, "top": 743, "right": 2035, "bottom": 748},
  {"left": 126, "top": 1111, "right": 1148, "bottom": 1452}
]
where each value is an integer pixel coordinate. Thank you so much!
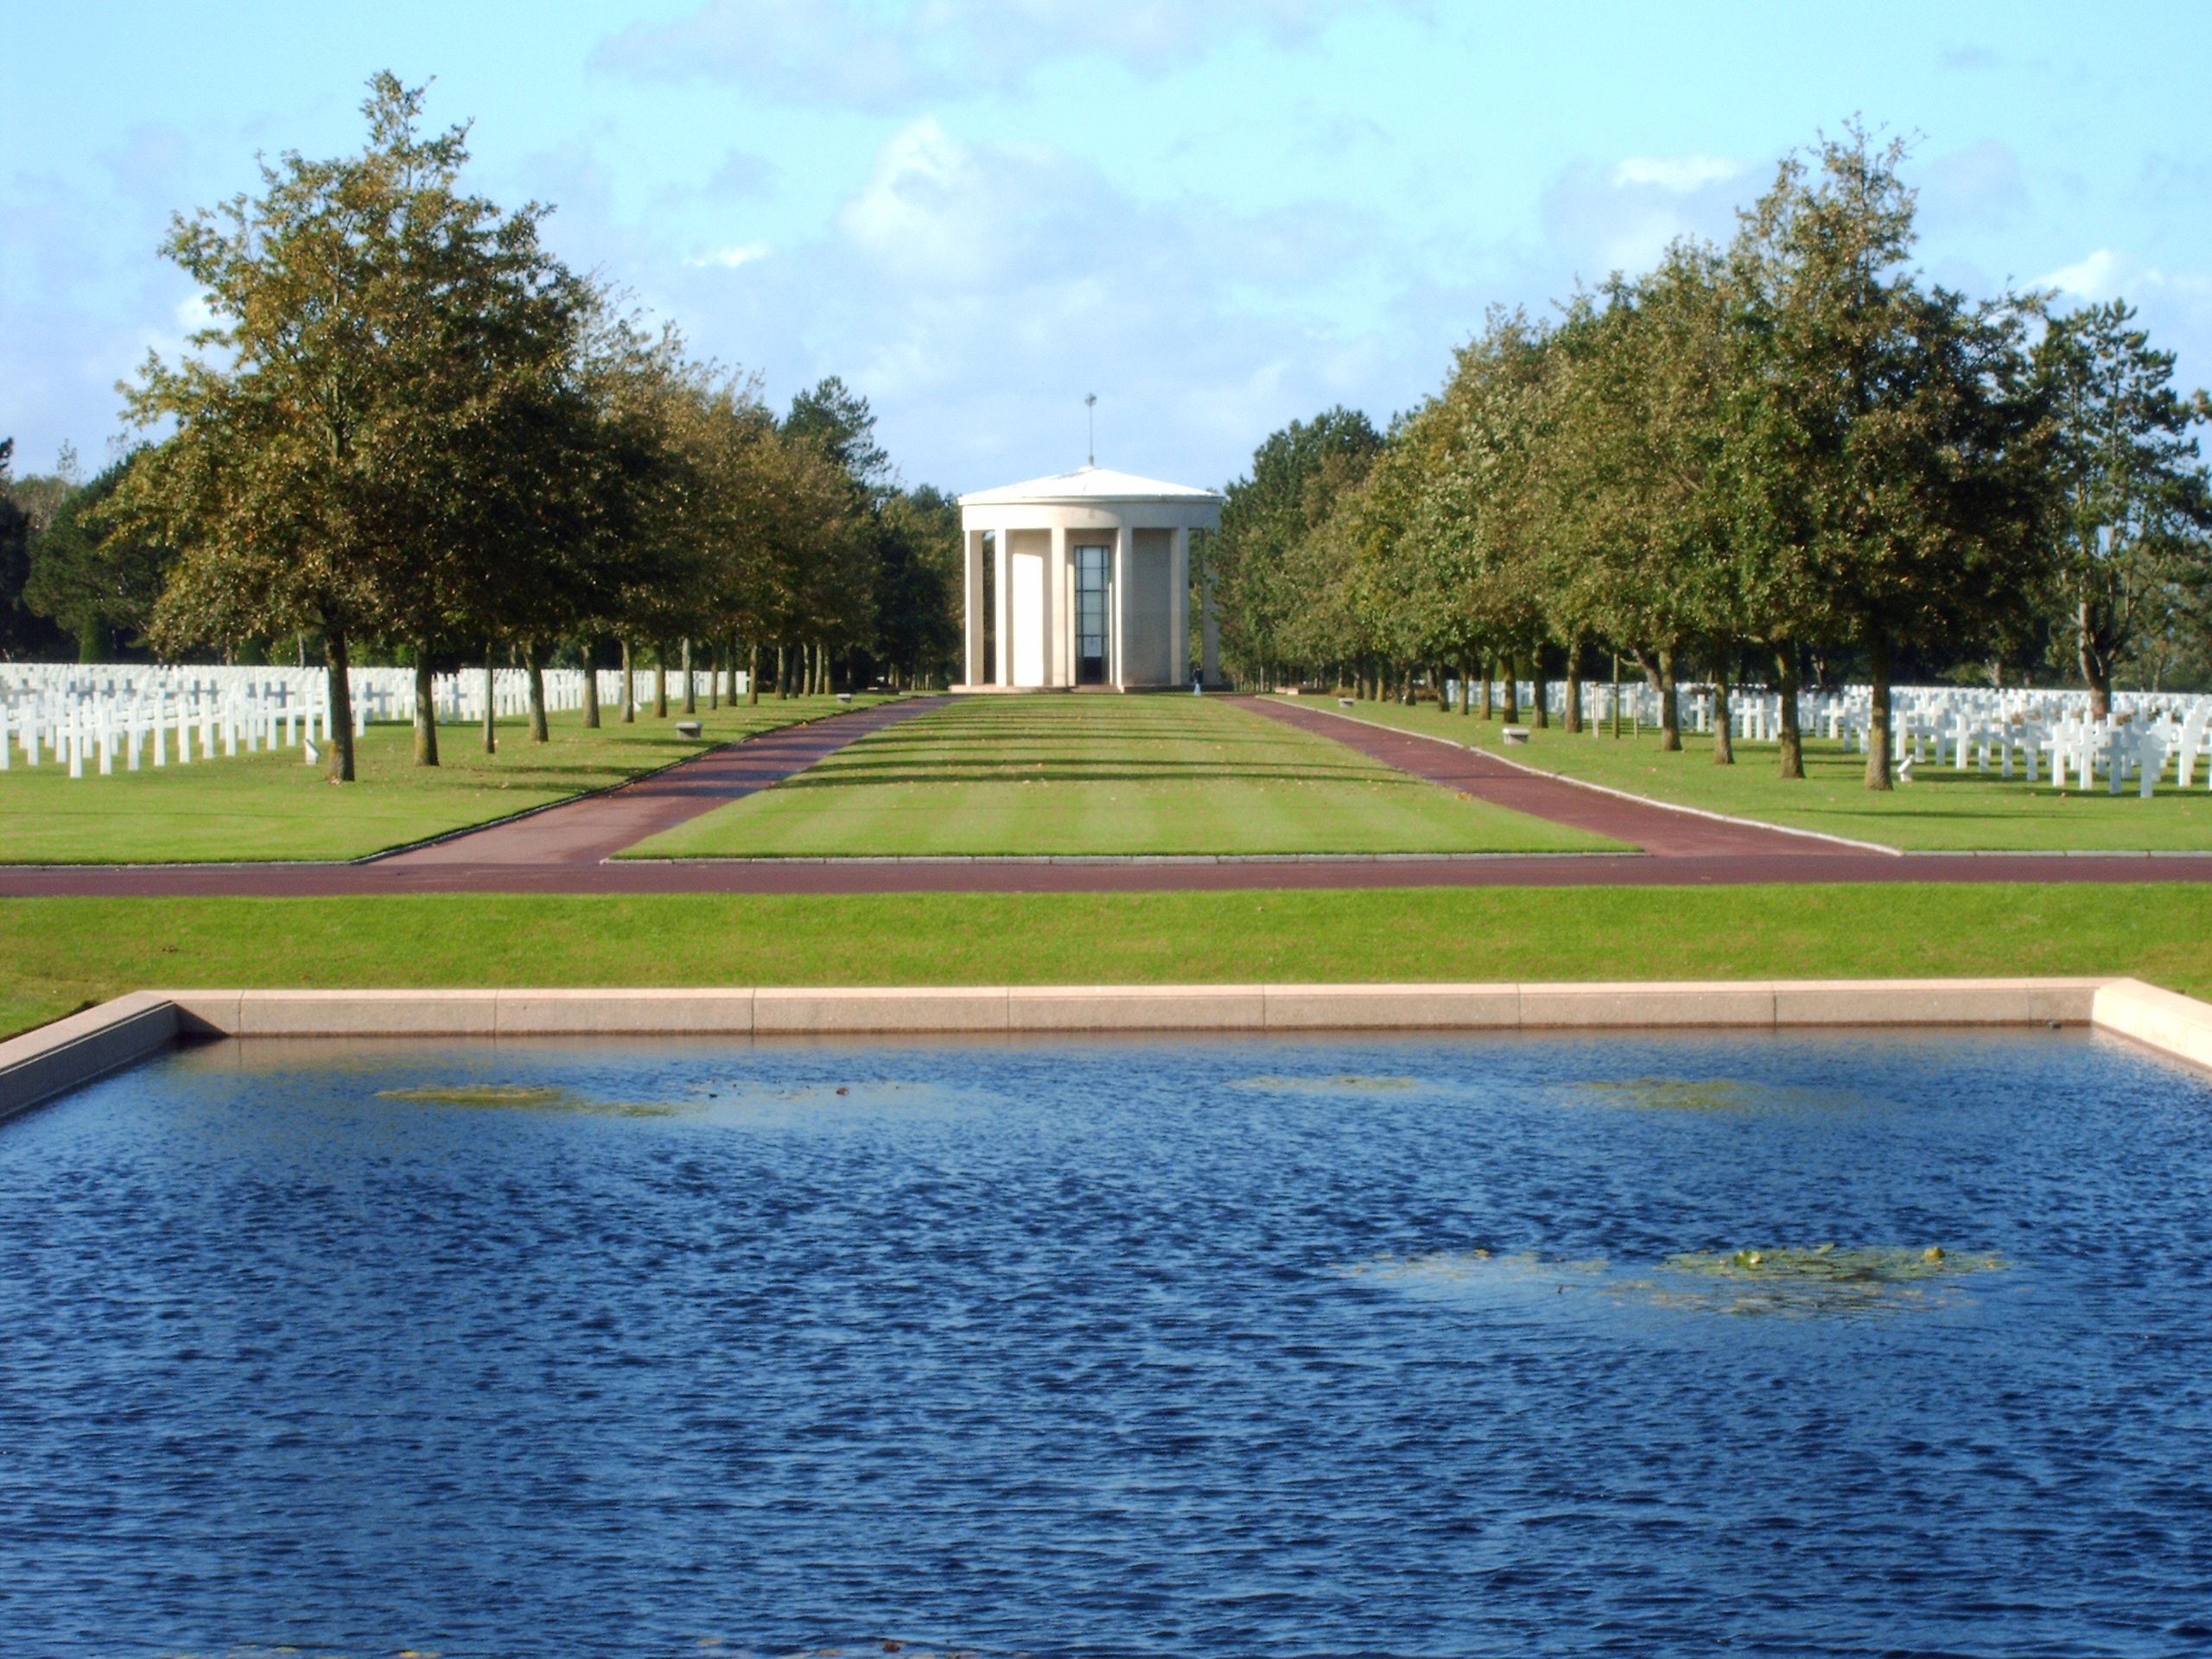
[
  {"left": 5, "top": 883, "right": 2209, "bottom": 1039},
  {"left": 629, "top": 694, "right": 1619, "bottom": 857},
  {"left": 0, "top": 696, "right": 881, "bottom": 864},
  {"left": 1297, "top": 696, "right": 2212, "bottom": 852}
]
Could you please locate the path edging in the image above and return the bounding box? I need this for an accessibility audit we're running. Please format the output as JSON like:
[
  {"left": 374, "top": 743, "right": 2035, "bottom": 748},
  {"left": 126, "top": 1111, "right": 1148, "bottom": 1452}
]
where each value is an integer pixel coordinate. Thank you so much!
[{"left": 10, "top": 976, "right": 2202, "bottom": 1122}]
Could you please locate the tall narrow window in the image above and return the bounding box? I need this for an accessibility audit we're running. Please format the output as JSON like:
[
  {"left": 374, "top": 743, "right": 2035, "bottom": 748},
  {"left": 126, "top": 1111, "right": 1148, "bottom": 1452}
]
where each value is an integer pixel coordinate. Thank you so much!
[{"left": 1075, "top": 544, "right": 1110, "bottom": 685}]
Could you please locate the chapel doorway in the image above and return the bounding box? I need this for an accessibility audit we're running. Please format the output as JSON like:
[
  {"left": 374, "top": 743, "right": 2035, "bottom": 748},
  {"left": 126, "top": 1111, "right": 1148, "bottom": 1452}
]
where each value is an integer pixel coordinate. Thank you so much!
[{"left": 1074, "top": 544, "right": 1111, "bottom": 685}]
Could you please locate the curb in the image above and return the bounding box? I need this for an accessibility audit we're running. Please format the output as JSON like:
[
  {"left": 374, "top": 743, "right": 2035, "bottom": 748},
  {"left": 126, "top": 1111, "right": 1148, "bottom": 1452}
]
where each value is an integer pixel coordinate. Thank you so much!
[{"left": 10, "top": 975, "right": 2202, "bottom": 1122}]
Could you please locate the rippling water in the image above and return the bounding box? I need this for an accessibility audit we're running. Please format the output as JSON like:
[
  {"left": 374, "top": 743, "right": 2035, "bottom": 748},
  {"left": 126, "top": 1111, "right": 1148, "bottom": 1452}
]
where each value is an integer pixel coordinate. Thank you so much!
[{"left": 3, "top": 1028, "right": 2211, "bottom": 1658}]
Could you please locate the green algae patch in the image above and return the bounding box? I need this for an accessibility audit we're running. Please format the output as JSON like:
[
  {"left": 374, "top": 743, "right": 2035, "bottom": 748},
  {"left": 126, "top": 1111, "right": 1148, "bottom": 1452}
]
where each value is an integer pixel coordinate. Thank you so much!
[
  {"left": 1638, "top": 1243, "right": 2008, "bottom": 1317},
  {"left": 1577, "top": 1077, "right": 1764, "bottom": 1112},
  {"left": 378, "top": 1084, "right": 572, "bottom": 1107},
  {"left": 1236, "top": 1074, "right": 1418, "bottom": 1095},
  {"left": 375, "top": 1084, "right": 677, "bottom": 1117},
  {"left": 1337, "top": 1242, "right": 2007, "bottom": 1319}
]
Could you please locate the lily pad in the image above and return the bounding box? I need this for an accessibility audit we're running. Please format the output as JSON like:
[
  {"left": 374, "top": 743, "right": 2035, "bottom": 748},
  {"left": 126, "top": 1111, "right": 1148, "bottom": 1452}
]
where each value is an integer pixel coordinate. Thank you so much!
[{"left": 1639, "top": 1243, "right": 2007, "bottom": 1316}]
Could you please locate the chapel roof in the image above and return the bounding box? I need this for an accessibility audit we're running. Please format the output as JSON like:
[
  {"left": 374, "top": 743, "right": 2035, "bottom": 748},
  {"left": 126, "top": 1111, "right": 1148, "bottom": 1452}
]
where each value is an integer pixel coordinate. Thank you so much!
[{"left": 957, "top": 463, "right": 1224, "bottom": 507}]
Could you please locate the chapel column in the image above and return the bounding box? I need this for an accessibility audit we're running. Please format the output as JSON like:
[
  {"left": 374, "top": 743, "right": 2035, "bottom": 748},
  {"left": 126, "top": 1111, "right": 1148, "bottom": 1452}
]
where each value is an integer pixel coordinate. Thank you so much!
[
  {"left": 993, "top": 529, "right": 1011, "bottom": 687},
  {"left": 1048, "top": 522, "right": 1070, "bottom": 687},
  {"left": 963, "top": 528, "right": 987, "bottom": 686},
  {"left": 1111, "top": 523, "right": 1131, "bottom": 688},
  {"left": 1171, "top": 526, "right": 1191, "bottom": 687}
]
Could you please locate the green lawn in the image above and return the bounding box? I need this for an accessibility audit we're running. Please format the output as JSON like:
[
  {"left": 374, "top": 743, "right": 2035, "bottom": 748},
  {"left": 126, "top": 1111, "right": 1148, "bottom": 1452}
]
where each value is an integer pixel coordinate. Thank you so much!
[
  {"left": 0, "top": 696, "right": 882, "bottom": 864},
  {"left": 1298, "top": 696, "right": 2212, "bottom": 852},
  {"left": 4, "top": 882, "right": 2208, "bottom": 1039},
  {"left": 627, "top": 693, "right": 1621, "bottom": 857}
]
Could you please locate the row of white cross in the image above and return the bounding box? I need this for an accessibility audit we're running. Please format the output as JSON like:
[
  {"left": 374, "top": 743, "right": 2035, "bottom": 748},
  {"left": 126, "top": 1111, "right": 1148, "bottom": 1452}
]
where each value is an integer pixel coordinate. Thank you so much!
[
  {"left": 0, "top": 665, "right": 754, "bottom": 779},
  {"left": 1449, "top": 677, "right": 2212, "bottom": 796}
]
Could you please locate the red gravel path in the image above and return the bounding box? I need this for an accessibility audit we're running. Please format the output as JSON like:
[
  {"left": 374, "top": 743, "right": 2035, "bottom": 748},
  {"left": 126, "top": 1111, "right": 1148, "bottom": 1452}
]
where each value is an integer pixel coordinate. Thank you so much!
[
  {"left": 1243, "top": 697, "right": 1838, "bottom": 857},
  {"left": 378, "top": 697, "right": 948, "bottom": 868},
  {"left": 3, "top": 693, "right": 2210, "bottom": 895}
]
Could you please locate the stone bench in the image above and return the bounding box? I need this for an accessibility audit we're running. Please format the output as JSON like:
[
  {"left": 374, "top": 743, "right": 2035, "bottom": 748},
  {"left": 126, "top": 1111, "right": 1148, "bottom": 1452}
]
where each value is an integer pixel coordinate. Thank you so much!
[
  {"left": 675, "top": 720, "right": 702, "bottom": 739},
  {"left": 1502, "top": 726, "right": 1531, "bottom": 746}
]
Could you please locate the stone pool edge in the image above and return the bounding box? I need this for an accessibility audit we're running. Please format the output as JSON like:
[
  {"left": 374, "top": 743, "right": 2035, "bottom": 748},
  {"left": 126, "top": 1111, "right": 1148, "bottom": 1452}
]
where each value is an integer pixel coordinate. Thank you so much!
[{"left": 6, "top": 976, "right": 2206, "bottom": 1121}]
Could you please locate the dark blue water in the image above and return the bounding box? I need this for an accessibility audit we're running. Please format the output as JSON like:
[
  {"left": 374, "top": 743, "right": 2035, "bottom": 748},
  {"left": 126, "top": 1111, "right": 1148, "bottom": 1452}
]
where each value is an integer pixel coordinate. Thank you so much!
[{"left": 3, "top": 1030, "right": 2211, "bottom": 1658}]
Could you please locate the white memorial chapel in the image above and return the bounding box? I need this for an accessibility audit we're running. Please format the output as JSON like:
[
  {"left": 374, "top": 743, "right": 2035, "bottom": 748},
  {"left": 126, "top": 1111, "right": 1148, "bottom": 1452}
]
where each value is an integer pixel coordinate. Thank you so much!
[{"left": 955, "top": 465, "right": 1223, "bottom": 690}]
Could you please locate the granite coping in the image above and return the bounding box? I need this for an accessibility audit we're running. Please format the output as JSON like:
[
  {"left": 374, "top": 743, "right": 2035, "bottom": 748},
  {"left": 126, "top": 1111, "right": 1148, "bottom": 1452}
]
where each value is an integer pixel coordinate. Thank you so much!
[{"left": 0, "top": 976, "right": 2198, "bottom": 1122}]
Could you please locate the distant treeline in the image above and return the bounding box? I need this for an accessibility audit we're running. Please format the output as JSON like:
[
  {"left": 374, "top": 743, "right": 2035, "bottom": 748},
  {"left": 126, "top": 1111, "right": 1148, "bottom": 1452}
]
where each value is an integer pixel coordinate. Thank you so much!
[
  {"left": 0, "top": 75, "right": 963, "bottom": 781},
  {"left": 1207, "top": 126, "right": 2212, "bottom": 789}
]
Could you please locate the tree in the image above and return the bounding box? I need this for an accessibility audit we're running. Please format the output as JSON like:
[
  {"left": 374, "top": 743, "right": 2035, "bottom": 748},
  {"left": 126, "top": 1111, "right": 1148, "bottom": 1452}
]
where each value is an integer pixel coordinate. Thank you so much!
[
  {"left": 2033, "top": 299, "right": 2212, "bottom": 718},
  {"left": 24, "top": 451, "right": 175, "bottom": 661},
  {"left": 1729, "top": 126, "right": 2052, "bottom": 789},
  {"left": 870, "top": 486, "right": 961, "bottom": 688},
  {"left": 1216, "top": 407, "right": 1382, "bottom": 685},
  {"left": 1408, "top": 311, "right": 1556, "bottom": 723},
  {"left": 117, "top": 73, "right": 587, "bottom": 780},
  {"left": 784, "top": 376, "right": 892, "bottom": 497}
]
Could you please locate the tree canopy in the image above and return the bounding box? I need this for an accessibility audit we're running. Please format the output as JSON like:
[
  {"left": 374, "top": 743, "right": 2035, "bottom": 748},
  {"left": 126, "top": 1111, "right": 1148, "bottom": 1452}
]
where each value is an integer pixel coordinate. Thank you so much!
[{"left": 1209, "top": 125, "right": 2205, "bottom": 790}]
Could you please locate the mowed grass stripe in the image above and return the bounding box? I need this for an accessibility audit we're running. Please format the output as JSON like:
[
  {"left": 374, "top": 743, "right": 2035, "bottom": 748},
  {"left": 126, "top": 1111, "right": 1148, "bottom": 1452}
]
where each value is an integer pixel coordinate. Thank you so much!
[
  {"left": 0, "top": 697, "right": 881, "bottom": 865},
  {"left": 624, "top": 694, "right": 1624, "bottom": 857},
  {"left": 4, "top": 881, "right": 2209, "bottom": 1040}
]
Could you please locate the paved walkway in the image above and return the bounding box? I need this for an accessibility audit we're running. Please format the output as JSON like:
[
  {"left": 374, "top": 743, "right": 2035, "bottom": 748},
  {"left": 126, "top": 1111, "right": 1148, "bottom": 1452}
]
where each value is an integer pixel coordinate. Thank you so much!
[
  {"left": 3, "top": 693, "right": 2211, "bottom": 895},
  {"left": 378, "top": 696, "right": 948, "bottom": 868},
  {"left": 1243, "top": 697, "right": 1836, "bottom": 857}
]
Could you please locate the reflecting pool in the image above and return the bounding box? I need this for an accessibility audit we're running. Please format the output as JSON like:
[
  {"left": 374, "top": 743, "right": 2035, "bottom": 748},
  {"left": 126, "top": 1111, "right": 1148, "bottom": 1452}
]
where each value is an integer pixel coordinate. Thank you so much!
[{"left": 3, "top": 1028, "right": 2210, "bottom": 1657}]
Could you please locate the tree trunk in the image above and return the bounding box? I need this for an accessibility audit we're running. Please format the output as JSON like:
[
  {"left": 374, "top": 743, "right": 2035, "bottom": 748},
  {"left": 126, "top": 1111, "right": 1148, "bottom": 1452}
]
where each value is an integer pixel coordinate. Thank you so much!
[
  {"left": 682, "top": 637, "right": 696, "bottom": 715},
  {"left": 1531, "top": 644, "right": 1548, "bottom": 728},
  {"left": 620, "top": 639, "right": 636, "bottom": 723},
  {"left": 581, "top": 639, "right": 601, "bottom": 729},
  {"left": 1865, "top": 628, "right": 1893, "bottom": 791},
  {"left": 747, "top": 644, "right": 761, "bottom": 706},
  {"left": 1458, "top": 662, "right": 1471, "bottom": 715},
  {"left": 1710, "top": 645, "right": 1733, "bottom": 765},
  {"left": 1502, "top": 655, "right": 1520, "bottom": 723},
  {"left": 325, "top": 626, "right": 357, "bottom": 783},
  {"left": 1611, "top": 652, "right": 1623, "bottom": 739},
  {"left": 2079, "top": 599, "right": 2112, "bottom": 721},
  {"left": 412, "top": 653, "right": 440, "bottom": 766},
  {"left": 1774, "top": 641, "right": 1803, "bottom": 779},
  {"left": 1564, "top": 640, "right": 1584, "bottom": 734},
  {"left": 524, "top": 639, "right": 549, "bottom": 743},
  {"left": 653, "top": 644, "right": 668, "bottom": 718},
  {"left": 1658, "top": 648, "right": 1681, "bottom": 752},
  {"left": 1478, "top": 659, "right": 1493, "bottom": 721},
  {"left": 774, "top": 644, "right": 787, "bottom": 700},
  {"left": 481, "top": 645, "right": 498, "bottom": 754}
]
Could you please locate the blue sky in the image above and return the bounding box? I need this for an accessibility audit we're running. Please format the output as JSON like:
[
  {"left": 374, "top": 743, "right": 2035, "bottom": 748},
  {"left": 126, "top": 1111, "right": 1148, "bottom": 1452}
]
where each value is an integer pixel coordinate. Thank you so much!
[{"left": 5, "top": 0, "right": 2210, "bottom": 494}]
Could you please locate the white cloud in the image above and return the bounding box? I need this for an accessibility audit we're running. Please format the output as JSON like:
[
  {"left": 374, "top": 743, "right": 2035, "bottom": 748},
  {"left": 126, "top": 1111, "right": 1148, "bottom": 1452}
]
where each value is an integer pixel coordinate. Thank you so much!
[
  {"left": 1610, "top": 154, "right": 1742, "bottom": 194},
  {"left": 658, "top": 117, "right": 1403, "bottom": 487},
  {"left": 593, "top": 0, "right": 1413, "bottom": 108},
  {"left": 2038, "top": 248, "right": 2133, "bottom": 301},
  {"left": 1541, "top": 156, "right": 1744, "bottom": 280},
  {"left": 684, "top": 243, "right": 773, "bottom": 269}
]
